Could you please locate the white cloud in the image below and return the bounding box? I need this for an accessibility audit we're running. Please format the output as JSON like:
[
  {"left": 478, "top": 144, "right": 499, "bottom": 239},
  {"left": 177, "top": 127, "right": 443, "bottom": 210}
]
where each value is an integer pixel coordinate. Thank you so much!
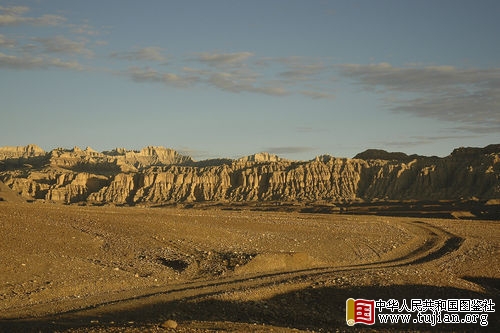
[
  {"left": 279, "top": 63, "right": 326, "bottom": 81},
  {"left": 33, "top": 36, "right": 94, "bottom": 57},
  {"left": 208, "top": 71, "right": 287, "bottom": 96},
  {"left": 380, "top": 134, "right": 478, "bottom": 148},
  {"left": 111, "top": 47, "right": 167, "bottom": 62},
  {"left": 0, "top": 34, "right": 16, "bottom": 48},
  {"left": 129, "top": 54, "right": 339, "bottom": 98},
  {"left": 32, "top": 14, "right": 66, "bottom": 26},
  {"left": 125, "top": 67, "right": 198, "bottom": 87},
  {"left": 300, "top": 90, "right": 334, "bottom": 99},
  {"left": 196, "top": 52, "right": 254, "bottom": 67},
  {"left": 0, "top": 52, "right": 83, "bottom": 70},
  {"left": 339, "top": 63, "right": 500, "bottom": 93},
  {"left": 0, "top": 6, "right": 30, "bottom": 15},
  {"left": 69, "top": 23, "right": 100, "bottom": 36},
  {"left": 0, "top": 14, "right": 23, "bottom": 25},
  {"left": 339, "top": 63, "right": 500, "bottom": 132},
  {"left": 134, "top": 47, "right": 167, "bottom": 62},
  {"left": 182, "top": 66, "right": 211, "bottom": 76},
  {"left": 124, "top": 64, "right": 288, "bottom": 96},
  {"left": 48, "top": 58, "right": 84, "bottom": 70},
  {"left": 0, "top": 6, "right": 65, "bottom": 26}
]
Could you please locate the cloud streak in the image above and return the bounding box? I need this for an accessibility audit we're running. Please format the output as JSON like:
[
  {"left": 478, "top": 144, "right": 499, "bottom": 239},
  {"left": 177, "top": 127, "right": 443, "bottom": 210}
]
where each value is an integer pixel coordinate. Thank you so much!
[
  {"left": 0, "top": 34, "right": 16, "bottom": 48},
  {"left": 123, "top": 65, "right": 289, "bottom": 96},
  {"left": 207, "top": 71, "right": 288, "bottom": 96},
  {"left": 110, "top": 47, "right": 167, "bottom": 62},
  {"left": 339, "top": 63, "right": 500, "bottom": 132},
  {"left": 279, "top": 63, "right": 326, "bottom": 81},
  {"left": 125, "top": 66, "right": 197, "bottom": 87},
  {"left": 180, "top": 53, "right": 335, "bottom": 97},
  {"left": 380, "top": 134, "right": 478, "bottom": 149},
  {"left": 339, "top": 63, "right": 500, "bottom": 92},
  {"left": 33, "top": 36, "right": 94, "bottom": 57},
  {"left": 196, "top": 52, "right": 254, "bottom": 67},
  {"left": 0, "top": 7, "right": 99, "bottom": 72},
  {"left": 0, "top": 52, "right": 83, "bottom": 70},
  {"left": 0, "top": 5, "right": 65, "bottom": 26},
  {"left": 1, "top": 10, "right": 338, "bottom": 102},
  {"left": 300, "top": 90, "right": 334, "bottom": 99}
]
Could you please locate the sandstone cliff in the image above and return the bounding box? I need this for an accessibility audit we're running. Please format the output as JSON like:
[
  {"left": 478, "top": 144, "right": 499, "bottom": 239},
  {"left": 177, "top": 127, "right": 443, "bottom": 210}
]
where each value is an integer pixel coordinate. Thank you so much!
[
  {"left": 0, "top": 144, "right": 45, "bottom": 159},
  {"left": 0, "top": 144, "right": 498, "bottom": 206}
]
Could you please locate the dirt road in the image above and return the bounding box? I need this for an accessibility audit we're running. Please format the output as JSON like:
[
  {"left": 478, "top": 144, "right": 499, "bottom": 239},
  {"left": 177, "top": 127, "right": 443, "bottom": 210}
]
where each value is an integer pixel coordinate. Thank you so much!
[{"left": 0, "top": 202, "right": 498, "bottom": 332}]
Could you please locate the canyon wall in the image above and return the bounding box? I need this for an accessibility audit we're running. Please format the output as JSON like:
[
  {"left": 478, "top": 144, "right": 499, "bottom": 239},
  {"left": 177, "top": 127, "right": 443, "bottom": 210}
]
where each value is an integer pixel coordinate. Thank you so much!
[{"left": 0, "top": 144, "right": 498, "bottom": 205}]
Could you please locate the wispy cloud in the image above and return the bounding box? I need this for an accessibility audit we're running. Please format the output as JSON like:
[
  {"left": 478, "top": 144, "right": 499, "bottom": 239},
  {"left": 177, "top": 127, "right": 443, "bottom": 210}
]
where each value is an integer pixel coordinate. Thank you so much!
[
  {"left": 0, "top": 5, "right": 99, "bottom": 73},
  {"left": 196, "top": 52, "right": 254, "bottom": 67},
  {"left": 33, "top": 36, "right": 94, "bottom": 57},
  {"left": 0, "top": 5, "right": 30, "bottom": 15},
  {"left": 111, "top": 47, "right": 168, "bottom": 63},
  {"left": 339, "top": 62, "right": 500, "bottom": 132},
  {"left": 279, "top": 63, "right": 326, "bottom": 81},
  {"left": 0, "top": 52, "right": 83, "bottom": 70},
  {"left": 300, "top": 90, "right": 334, "bottom": 99},
  {"left": 207, "top": 71, "right": 288, "bottom": 96},
  {"left": 1, "top": 5, "right": 338, "bottom": 101},
  {"left": 125, "top": 66, "right": 198, "bottom": 87},
  {"left": 0, "top": 5, "right": 65, "bottom": 26},
  {"left": 0, "top": 34, "right": 16, "bottom": 48},
  {"left": 122, "top": 63, "right": 290, "bottom": 96},
  {"left": 338, "top": 63, "right": 500, "bottom": 92},
  {"left": 1, "top": 5, "right": 336, "bottom": 101},
  {"left": 69, "top": 23, "right": 101, "bottom": 36}
]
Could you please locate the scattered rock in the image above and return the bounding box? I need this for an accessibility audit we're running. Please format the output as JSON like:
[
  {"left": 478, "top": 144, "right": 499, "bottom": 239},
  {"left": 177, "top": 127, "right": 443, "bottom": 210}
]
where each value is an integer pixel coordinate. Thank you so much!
[{"left": 161, "top": 319, "right": 178, "bottom": 329}]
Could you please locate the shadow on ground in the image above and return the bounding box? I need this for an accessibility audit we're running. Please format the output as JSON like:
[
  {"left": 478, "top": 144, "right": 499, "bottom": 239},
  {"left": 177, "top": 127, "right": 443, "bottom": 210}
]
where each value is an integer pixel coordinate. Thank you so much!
[{"left": 1, "top": 282, "right": 499, "bottom": 332}]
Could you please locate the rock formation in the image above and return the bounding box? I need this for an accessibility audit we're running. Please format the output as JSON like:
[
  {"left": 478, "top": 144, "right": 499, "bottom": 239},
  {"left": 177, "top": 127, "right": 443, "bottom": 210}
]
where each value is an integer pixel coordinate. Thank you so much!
[
  {"left": 0, "top": 144, "right": 45, "bottom": 159},
  {"left": 0, "top": 144, "right": 498, "bottom": 206}
]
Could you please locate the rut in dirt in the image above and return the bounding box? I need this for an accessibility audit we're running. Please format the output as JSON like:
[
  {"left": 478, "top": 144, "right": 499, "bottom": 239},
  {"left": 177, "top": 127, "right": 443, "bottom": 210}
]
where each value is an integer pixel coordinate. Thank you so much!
[{"left": 7, "top": 219, "right": 465, "bottom": 324}]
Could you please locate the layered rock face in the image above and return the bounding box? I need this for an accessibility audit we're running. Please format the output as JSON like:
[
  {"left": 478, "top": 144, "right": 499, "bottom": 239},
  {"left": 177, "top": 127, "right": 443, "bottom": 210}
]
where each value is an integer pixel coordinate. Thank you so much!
[
  {"left": 0, "top": 144, "right": 45, "bottom": 159},
  {"left": 0, "top": 144, "right": 498, "bottom": 205}
]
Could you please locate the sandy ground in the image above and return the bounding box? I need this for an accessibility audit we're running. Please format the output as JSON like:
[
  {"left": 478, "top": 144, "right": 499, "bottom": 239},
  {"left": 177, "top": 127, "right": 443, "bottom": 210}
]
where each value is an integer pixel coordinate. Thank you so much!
[{"left": 0, "top": 202, "right": 498, "bottom": 332}]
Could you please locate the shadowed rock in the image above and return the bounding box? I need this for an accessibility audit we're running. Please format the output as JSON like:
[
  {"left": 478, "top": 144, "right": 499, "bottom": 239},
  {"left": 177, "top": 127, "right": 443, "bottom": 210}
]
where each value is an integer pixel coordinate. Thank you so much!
[{"left": 0, "top": 144, "right": 498, "bottom": 210}]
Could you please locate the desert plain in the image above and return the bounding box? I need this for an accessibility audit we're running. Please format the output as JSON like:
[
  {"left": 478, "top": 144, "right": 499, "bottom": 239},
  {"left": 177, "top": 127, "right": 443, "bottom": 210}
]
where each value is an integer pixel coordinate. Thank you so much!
[{"left": 0, "top": 201, "right": 498, "bottom": 332}]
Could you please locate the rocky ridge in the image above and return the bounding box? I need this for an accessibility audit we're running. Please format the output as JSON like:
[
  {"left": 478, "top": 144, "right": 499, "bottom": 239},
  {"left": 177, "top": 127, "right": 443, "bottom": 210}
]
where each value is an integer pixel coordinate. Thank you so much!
[{"left": 0, "top": 144, "right": 499, "bottom": 207}]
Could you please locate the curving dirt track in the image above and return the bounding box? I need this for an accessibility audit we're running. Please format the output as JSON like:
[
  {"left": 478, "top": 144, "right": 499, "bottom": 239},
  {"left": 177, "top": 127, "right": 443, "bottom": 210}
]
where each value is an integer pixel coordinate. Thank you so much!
[{"left": 0, "top": 202, "right": 498, "bottom": 332}]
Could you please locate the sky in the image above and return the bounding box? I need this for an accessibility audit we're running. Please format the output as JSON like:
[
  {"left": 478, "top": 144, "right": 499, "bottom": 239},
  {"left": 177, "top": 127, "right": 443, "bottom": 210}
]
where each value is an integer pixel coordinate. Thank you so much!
[{"left": 1, "top": 0, "right": 499, "bottom": 160}]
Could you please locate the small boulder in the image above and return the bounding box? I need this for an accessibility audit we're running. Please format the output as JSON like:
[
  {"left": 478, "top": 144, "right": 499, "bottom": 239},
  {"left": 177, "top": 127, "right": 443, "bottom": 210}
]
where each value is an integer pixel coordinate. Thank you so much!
[{"left": 161, "top": 319, "right": 178, "bottom": 329}]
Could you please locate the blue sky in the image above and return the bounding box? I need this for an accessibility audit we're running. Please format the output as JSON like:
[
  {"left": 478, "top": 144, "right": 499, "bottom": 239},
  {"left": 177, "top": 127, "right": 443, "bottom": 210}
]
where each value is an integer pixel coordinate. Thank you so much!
[{"left": 1, "top": 0, "right": 499, "bottom": 160}]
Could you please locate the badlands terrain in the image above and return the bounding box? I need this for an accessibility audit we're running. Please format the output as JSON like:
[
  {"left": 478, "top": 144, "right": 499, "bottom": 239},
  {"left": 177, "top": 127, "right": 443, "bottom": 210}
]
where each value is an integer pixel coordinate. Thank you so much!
[
  {"left": 0, "top": 144, "right": 499, "bottom": 332},
  {"left": 0, "top": 144, "right": 499, "bottom": 214}
]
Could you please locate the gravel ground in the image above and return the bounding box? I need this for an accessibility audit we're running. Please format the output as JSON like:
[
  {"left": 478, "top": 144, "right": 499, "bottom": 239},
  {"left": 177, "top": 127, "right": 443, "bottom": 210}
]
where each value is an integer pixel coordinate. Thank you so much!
[{"left": 0, "top": 202, "right": 498, "bottom": 332}]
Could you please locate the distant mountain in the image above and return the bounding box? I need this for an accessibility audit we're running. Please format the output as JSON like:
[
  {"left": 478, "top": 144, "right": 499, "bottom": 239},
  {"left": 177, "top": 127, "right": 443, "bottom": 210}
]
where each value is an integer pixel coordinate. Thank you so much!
[
  {"left": 353, "top": 149, "right": 423, "bottom": 162},
  {"left": 0, "top": 144, "right": 499, "bottom": 208}
]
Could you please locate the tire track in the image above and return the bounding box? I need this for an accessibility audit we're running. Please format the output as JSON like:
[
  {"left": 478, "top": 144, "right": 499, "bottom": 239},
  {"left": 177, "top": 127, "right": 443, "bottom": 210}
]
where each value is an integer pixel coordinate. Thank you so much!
[{"left": 7, "top": 219, "right": 463, "bottom": 324}]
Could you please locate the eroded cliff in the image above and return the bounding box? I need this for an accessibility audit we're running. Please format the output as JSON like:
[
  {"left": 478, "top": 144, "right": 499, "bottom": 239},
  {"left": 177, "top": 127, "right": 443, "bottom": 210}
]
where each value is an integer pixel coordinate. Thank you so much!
[{"left": 0, "top": 144, "right": 499, "bottom": 206}]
